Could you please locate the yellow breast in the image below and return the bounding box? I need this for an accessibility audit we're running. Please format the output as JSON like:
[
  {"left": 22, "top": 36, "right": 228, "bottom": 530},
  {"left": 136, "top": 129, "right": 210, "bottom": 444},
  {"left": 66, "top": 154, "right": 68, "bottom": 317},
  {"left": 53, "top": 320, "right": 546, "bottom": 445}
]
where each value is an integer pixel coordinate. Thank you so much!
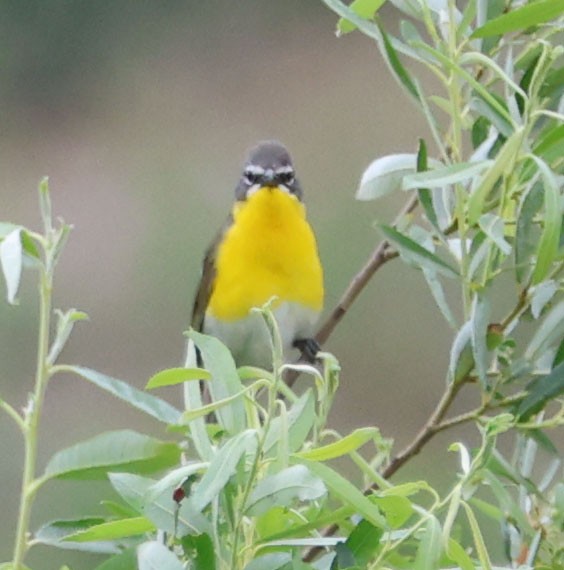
[{"left": 208, "top": 187, "right": 324, "bottom": 321}]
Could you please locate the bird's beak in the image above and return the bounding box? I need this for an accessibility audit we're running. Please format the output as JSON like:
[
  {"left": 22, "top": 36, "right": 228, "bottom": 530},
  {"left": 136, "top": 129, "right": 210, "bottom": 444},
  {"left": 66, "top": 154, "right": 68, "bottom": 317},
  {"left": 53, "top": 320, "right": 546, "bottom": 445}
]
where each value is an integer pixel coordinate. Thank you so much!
[{"left": 262, "top": 169, "right": 276, "bottom": 188}]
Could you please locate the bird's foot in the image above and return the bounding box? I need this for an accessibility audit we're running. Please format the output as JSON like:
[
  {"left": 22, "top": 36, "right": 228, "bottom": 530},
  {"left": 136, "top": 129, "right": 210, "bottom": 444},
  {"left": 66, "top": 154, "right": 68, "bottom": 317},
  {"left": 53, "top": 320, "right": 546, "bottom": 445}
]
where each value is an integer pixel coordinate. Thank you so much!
[{"left": 293, "top": 337, "right": 321, "bottom": 363}]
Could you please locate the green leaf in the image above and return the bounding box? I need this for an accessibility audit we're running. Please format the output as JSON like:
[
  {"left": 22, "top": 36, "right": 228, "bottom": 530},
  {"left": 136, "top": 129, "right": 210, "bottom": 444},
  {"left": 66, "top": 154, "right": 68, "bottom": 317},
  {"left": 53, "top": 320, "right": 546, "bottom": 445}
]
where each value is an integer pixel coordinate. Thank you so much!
[
  {"left": 93, "top": 548, "right": 137, "bottom": 570},
  {"left": 375, "top": 21, "right": 421, "bottom": 102},
  {"left": 264, "top": 389, "right": 315, "bottom": 455},
  {"left": 345, "top": 519, "right": 383, "bottom": 566},
  {"left": 533, "top": 123, "right": 564, "bottom": 164},
  {"left": 379, "top": 224, "right": 459, "bottom": 278},
  {"left": 109, "top": 473, "right": 209, "bottom": 536},
  {"left": 402, "top": 161, "right": 492, "bottom": 190},
  {"left": 525, "top": 300, "right": 564, "bottom": 362},
  {"left": 447, "top": 538, "right": 476, "bottom": 570},
  {"left": 337, "top": 0, "right": 386, "bottom": 35},
  {"left": 146, "top": 462, "right": 207, "bottom": 502},
  {"left": 295, "top": 428, "right": 378, "bottom": 461},
  {"left": 64, "top": 517, "right": 155, "bottom": 542},
  {"left": 471, "top": 292, "right": 491, "bottom": 389},
  {"left": 463, "top": 502, "right": 492, "bottom": 570},
  {"left": 372, "top": 495, "right": 413, "bottom": 529},
  {"left": 530, "top": 157, "right": 562, "bottom": 284},
  {"left": 0, "top": 563, "right": 32, "bottom": 570},
  {"left": 449, "top": 321, "right": 474, "bottom": 383},
  {"left": 145, "top": 367, "right": 211, "bottom": 389},
  {"left": 422, "top": 269, "right": 457, "bottom": 329},
  {"left": 517, "top": 361, "right": 564, "bottom": 420},
  {"left": 478, "top": 213, "right": 512, "bottom": 255},
  {"left": 137, "top": 541, "right": 184, "bottom": 570},
  {"left": 189, "top": 330, "right": 245, "bottom": 435},
  {"left": 413, "top": 516, "right": 443, "bottom": 570},
  {"left": 244, "top": 553, "right": 292, "bottom": 570},
  {"left": 530, "top": 280, "right": 558, "bottom": 319},
  {"left": 356, "top": 154, "right": 418, "bottom": 200},
  {"left": 515, "top": 182, "right": 543, "bottom": 284},
  {"left": 44, "top": 430, "right": 180, "bottom": 480},
  {"left": 467, "top": 127, "right": 525, "bottom": 225},
  {"left": 192, "top": 429, "right": 257, "bottom": 512},
  {"left": 247, "top": 465, "right": 326, "bottom": 515},
  {"left": 183, "top": 339, "right": 213, "bottom": 461},
  {"left": 294, "top": 458, "right": 387, "bottom": 528},
  {"left": 66, "top": 366, "right": 181, "bottom": 424},
  {"left": 415, "top": 139, "right": 440, "bottom": 232},
  {"left": 0, "top": 228, "right": 23, "bottom": 304},
  {"left": 34, "top": 518, "right": 121, "bottom": 554},
  {"left": 472, "top": 0, "right": 564, "bottom": 38},
  {"left": 182, "top": 533, "right": 216, "bottom": 570}
]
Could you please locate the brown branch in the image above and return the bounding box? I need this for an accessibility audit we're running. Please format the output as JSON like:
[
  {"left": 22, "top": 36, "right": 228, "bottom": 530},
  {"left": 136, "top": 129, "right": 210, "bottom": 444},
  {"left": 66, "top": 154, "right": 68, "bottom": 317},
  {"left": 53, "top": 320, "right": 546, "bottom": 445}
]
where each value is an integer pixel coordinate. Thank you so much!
[{"left": 302, "top": 379, "right": 466, "bottom": 563}]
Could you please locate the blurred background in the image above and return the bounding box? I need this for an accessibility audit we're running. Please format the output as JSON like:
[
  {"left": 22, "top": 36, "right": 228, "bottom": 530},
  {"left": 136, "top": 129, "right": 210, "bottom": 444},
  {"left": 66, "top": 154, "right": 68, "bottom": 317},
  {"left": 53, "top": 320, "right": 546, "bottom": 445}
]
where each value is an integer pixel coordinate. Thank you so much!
[{"left": 0, "top": 1, "right": 480, "bottom": 567}]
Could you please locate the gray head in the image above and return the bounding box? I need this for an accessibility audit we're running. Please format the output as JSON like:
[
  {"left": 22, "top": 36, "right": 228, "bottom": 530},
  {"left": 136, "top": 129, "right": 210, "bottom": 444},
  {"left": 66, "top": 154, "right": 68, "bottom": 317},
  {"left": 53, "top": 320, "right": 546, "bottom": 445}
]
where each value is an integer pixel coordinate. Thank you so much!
[{"left": 235, "top": 140, "right": 303, "bottom": 201}]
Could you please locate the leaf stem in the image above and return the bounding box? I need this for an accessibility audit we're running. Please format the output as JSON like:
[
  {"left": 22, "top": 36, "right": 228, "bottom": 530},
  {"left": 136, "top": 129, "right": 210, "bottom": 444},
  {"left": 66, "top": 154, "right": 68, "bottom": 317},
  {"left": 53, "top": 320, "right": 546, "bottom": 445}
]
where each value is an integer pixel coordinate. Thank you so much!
[{"left": 12, "top": 264, "right": 53, "bottom": 568}]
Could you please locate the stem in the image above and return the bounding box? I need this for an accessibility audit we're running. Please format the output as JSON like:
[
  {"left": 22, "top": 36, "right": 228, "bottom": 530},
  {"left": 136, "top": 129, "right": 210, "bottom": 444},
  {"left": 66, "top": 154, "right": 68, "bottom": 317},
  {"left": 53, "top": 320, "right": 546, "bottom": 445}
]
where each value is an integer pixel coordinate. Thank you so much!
[
  {"left": 230, "top": 310, "right": 283, "bottom": 569},
  {"left": 12, "top": 265, "right": 53, "bottom": 569}
]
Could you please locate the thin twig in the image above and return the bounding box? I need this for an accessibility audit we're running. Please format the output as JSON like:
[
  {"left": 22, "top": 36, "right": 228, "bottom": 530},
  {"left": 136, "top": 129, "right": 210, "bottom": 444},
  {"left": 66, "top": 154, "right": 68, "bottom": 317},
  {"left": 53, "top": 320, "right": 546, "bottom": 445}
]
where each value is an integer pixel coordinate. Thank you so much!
[{"left": 302, "top": 379, "right": 466, "bottom": 563}]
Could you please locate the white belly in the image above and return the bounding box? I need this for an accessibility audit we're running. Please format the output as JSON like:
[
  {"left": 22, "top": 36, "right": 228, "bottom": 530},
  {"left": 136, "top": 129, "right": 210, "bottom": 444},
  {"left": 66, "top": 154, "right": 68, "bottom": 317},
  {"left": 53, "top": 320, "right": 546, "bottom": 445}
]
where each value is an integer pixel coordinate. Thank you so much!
[{"left": 203, "top": 302, "right": 319, "bottom": 369}]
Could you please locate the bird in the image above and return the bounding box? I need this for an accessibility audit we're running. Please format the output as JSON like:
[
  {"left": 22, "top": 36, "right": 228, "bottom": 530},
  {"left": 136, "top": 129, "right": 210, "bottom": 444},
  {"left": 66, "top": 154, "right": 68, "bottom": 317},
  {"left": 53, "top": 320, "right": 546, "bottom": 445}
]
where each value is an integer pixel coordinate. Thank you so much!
[{"left": 191, "top": 140, "right": 324, "bottom": 370}]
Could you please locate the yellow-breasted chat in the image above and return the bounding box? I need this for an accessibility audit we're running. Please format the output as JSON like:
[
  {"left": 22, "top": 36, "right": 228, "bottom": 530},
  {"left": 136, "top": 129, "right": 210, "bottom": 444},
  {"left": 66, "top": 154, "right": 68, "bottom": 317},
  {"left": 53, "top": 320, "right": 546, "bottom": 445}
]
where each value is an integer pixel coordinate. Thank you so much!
[{"left": 191, "top": 140, "right": 324, "bottom": 369}]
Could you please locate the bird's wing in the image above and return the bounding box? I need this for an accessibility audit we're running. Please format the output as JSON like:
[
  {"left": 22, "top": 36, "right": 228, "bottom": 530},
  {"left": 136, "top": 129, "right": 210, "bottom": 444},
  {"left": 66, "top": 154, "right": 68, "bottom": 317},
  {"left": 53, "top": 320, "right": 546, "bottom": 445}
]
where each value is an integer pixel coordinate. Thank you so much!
[{"left": 190, "top": 214, "right": 233, "bottom": 332}]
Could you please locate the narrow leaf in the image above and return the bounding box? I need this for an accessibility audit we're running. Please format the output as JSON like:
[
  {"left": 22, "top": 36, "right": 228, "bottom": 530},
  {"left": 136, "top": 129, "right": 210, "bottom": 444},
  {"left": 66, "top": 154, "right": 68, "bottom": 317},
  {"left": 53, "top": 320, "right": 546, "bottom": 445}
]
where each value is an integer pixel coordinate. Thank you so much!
[
  {"left": 413, "top": 516, "right": 443, "bottom": 570},
  {"left": 189, "top": 330, "right": 245, "bottom": 434},
  {"left": 44, "top": 430, "right": 180, "bottom": 479},
  {"left": 422, "top": 269, "right": 458, "bottom": 329},
  {"left": 295, "top": 427, "right": 378, "bottom": 461},
  {"left": 357, "top": 154, "right": 417, "bottom": 200},
  {"left": 145, "top": 367, "right": 210, "bottom": 389},
  {"left": 34, "top": 518, "right": 121, "bottom": 554},
  {"left": 192, "top": 429, "right": 257, "bottom": 512},
  {"left": 463, "top": 502, "right": 493, "bottom": 570},
  {"left": 472, "top": 0, "right": 564, "bottom": 38},
  {"left": 478, "top": 213, "right": 512, "bottom": 254},
  {"left": 66, "top": 366, "right": 181, "bottom": 424},
  {"left": 345, "top": 519, "right": 383, "bottom": 566},
  {"left": 525, "top": 300, "right": 564, "bottom": 362},
  {"left": 530, "top": 157, "right": 562, "bottom": 284},
  {"left": 0, "top": 228, "right": 23, "bottom": 304},
  {"left": 515, "top": 181, "right": 543, "bottom": 283},
  {"left": 517, "top": 361, "right": 564, "bottom": 420},
  {"left": 93, "top": 548, "right": 137, "bottom": 570},
  {"left": 416, "top": 139, "right": 440, "bottom": 231},
  {"left": 247, "top": 465, "right": 326, "bottom": 515},
  {"left": 471, "top": 292, "right": 491, "bottom": 389},
  {"left": 64, "top": 517, "right": 155, "bottom": 542},
  {"left": 137, "top": 541, "right": 184, "bottom": 570},
  {"left": 403, "top": 161, "right": 492, "bottom": 190},
  {"left": 467, "top": 127, "right": 525, "bottom": 225},
  {"left": 379, "top": 224, "right": 459, "bottom": 278},
  {"left": 109, "top": 473, "right": 209, "bottom": 536},
  {"left": 264, "top": 389, "right": 315, "bottom": 455},
  {"left": 295, "top": 458, "right": 387, "bottom": 528},
  {"left": 449, "top": 321, "right": 474, "bottom": 383},
  {"left": 337, "top": 0, "right": 386, "bottom": 35}
]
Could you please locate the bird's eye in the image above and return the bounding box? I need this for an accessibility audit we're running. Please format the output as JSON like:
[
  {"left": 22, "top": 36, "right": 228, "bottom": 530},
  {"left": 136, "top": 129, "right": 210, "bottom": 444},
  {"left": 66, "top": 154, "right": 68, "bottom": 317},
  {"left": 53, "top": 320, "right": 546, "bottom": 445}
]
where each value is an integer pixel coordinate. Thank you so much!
[
  {"left": 278, "top": 171, "right": 295, "bottom": 185},
  {"left": 244, "top": 170, "right": 259, "bottom": 185}
]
